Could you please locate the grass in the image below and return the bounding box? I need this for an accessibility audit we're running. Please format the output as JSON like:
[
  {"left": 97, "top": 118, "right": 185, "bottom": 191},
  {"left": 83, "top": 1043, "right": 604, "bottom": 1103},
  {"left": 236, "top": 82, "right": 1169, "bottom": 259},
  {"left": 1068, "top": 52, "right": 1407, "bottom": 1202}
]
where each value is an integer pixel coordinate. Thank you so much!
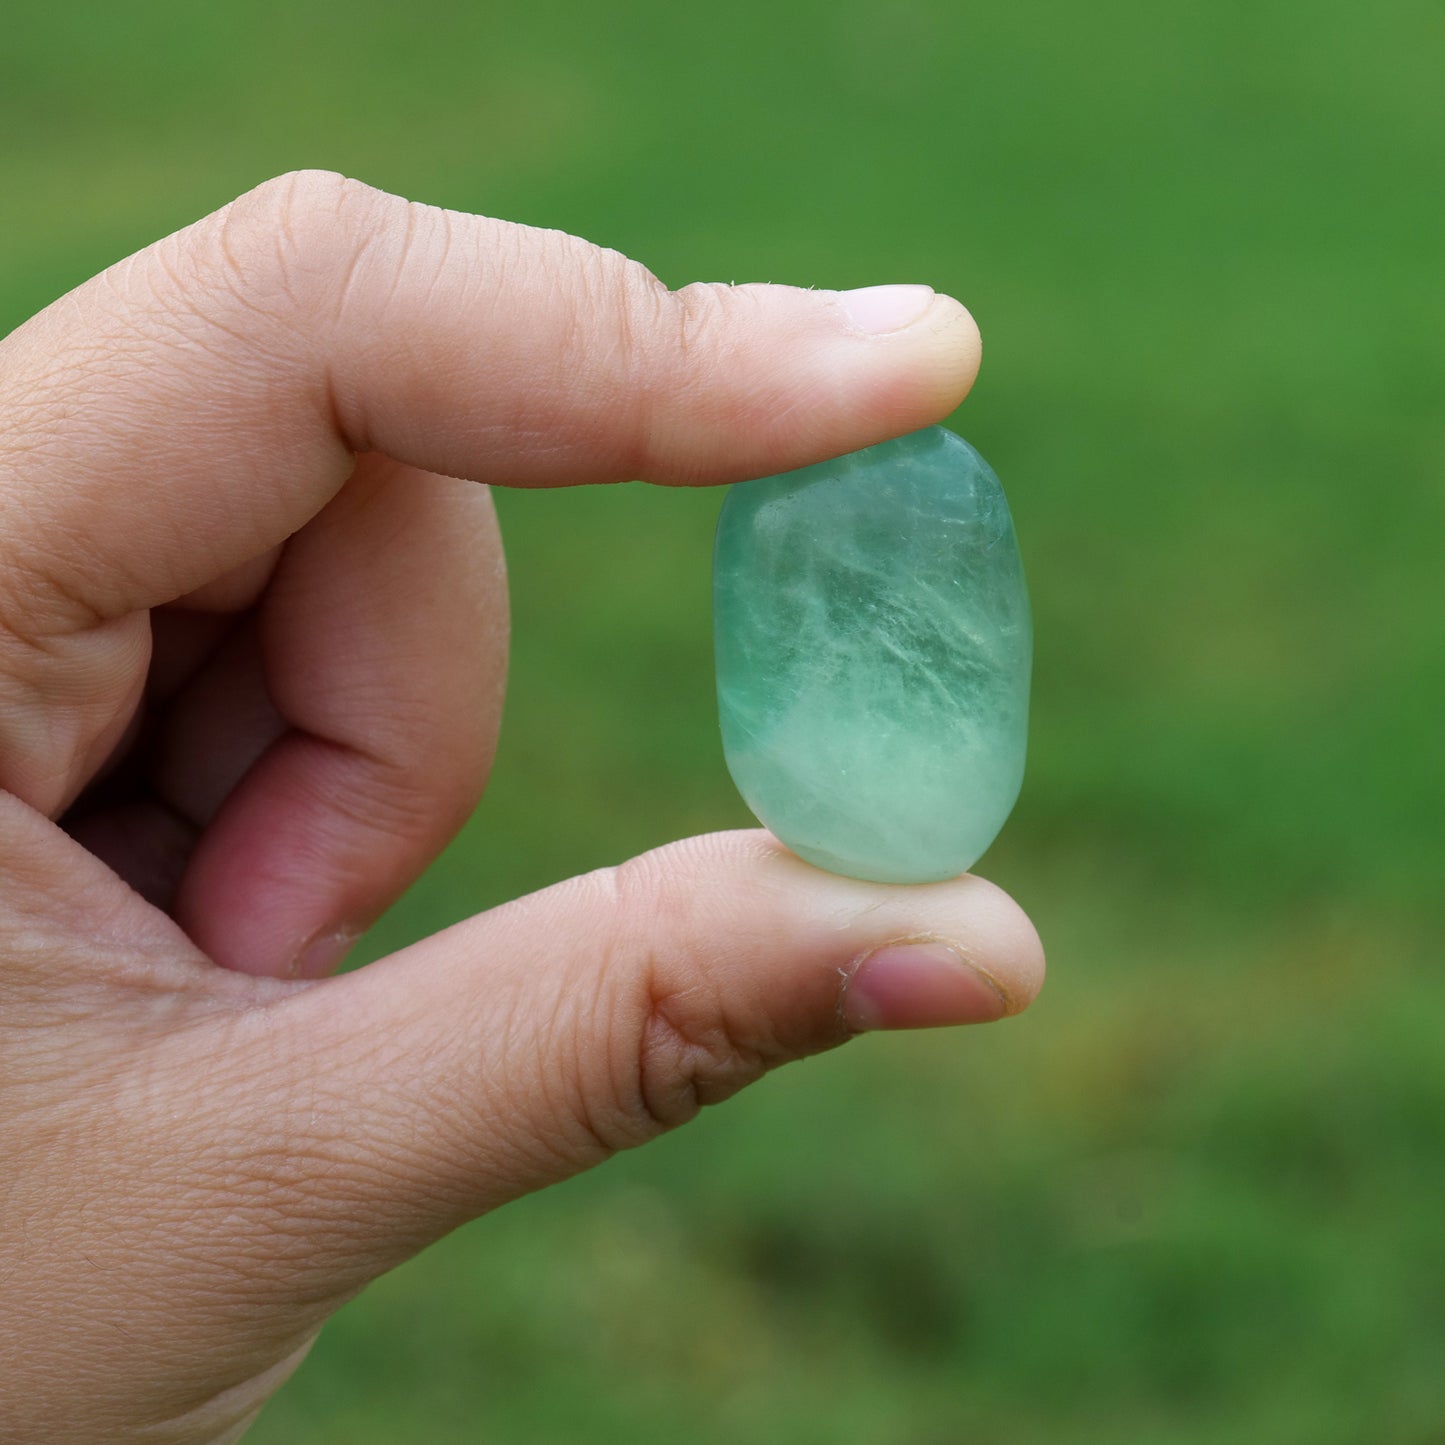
[{"left": 2, "top": 0, "right": 1441, "bottom": 1439}]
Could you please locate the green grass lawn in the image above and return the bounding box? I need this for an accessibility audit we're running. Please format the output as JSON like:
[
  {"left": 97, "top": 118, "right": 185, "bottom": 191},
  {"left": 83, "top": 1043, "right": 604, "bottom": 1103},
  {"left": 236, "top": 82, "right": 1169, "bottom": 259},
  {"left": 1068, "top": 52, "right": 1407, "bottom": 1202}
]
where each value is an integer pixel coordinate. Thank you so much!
[{"left": 3, "top": 0, "right": 1442, "bottom": 1439}]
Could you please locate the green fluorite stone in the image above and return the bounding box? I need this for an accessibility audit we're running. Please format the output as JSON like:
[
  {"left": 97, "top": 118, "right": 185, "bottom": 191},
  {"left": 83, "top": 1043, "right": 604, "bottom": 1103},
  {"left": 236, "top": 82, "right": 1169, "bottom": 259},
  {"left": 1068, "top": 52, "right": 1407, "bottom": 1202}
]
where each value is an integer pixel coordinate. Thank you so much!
[{"left": 713, "top": 426, "right": 1031, "bottom": 883}]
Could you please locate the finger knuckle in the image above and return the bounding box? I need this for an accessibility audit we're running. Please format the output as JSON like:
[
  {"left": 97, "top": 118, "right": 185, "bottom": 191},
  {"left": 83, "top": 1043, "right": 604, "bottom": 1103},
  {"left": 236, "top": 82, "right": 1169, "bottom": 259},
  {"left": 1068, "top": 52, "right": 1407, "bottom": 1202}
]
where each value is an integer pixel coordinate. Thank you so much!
[
  {"left": 582, "top": 854, "right": 769, "bottom": 1150},
  {"left": 668, "top": 280, "right": 733, "bottom": 364},
  {"left": 629, "top": 280, "right": 733, "bottom": 479},
  {"left": 542, "top": 240, "right": 677, "bottom": 477},
  {"left": 562, "top": 235, "right": 667, "bottom": 341},
  {"left": 211, "top": 170, "right": 396, "bottom": 328}
]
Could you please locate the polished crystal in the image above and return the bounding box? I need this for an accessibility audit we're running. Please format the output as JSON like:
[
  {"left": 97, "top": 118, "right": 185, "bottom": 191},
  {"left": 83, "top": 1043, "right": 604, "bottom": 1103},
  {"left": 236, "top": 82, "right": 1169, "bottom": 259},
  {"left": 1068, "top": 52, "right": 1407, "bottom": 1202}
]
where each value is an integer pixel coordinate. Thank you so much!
[{"left": 713, "top": 426, "right": 1031, "bottom": 883}]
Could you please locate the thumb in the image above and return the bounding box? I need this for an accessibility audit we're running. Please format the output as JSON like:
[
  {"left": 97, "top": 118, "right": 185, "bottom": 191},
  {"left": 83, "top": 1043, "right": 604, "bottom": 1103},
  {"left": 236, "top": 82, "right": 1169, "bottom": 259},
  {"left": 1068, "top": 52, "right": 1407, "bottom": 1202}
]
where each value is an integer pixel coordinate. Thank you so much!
[
  {"left": 251, "top": 831, "right": 1043, "bottom": 1278},
  {"left": 1, "top": 827, "right": 1040, "bottom": 1435}
]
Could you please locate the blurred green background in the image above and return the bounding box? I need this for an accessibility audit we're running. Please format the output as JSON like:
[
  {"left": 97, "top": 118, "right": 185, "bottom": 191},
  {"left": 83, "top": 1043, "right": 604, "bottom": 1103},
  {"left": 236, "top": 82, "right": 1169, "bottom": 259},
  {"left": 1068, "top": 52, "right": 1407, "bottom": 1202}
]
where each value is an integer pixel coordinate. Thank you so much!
[{"left": 4, "top": 1, "right": 1442, "bottom": 1440}]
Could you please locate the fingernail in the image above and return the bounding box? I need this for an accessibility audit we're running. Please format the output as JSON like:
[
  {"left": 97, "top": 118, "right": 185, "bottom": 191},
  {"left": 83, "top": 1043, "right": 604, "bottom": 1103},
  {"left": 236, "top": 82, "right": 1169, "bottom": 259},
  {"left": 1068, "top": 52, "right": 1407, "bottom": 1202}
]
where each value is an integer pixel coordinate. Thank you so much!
[
  {"left": 843, "top": 940, "right": 1008, "bottom": 1031},
  {"left": 837, "top": 284, "right": 937, "bottom": 335},
  {"left": 291, "top": 925, "right": 362, "bottom": 979}
]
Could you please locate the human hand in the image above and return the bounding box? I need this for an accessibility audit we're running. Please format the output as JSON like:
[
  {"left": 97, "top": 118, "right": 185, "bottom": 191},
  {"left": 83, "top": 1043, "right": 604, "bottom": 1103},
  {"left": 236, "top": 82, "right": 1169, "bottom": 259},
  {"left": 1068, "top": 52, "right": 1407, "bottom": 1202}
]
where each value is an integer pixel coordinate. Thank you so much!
[{"left": 0, "top": 172, "right": 1044, "bottom": 1443}]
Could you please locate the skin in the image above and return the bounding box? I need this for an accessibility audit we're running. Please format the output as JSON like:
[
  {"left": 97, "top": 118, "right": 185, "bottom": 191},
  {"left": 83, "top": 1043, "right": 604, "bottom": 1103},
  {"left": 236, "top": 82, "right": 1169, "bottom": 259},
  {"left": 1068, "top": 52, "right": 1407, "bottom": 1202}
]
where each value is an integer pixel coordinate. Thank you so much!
[{"left": 0, "top": 171, "right": 1044, "bottom": 1443}]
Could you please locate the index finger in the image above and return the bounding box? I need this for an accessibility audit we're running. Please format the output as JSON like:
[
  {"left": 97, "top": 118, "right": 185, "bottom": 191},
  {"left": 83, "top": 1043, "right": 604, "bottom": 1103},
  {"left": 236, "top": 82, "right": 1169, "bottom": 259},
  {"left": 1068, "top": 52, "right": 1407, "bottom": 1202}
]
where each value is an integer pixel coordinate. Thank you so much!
[
  {"left": 0, "top": 169, "right": 980, "bottom": 626},
  {"left": 0, "top": 170, "right": 980, "bottom": 818}
]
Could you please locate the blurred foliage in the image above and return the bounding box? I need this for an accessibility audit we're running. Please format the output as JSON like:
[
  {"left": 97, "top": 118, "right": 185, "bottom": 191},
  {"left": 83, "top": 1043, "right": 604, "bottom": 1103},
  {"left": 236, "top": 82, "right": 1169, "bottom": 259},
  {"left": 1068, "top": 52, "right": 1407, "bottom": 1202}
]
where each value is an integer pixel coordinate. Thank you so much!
[{"left": 3, "top": 0, "right": 1442, "bottom": 1440}]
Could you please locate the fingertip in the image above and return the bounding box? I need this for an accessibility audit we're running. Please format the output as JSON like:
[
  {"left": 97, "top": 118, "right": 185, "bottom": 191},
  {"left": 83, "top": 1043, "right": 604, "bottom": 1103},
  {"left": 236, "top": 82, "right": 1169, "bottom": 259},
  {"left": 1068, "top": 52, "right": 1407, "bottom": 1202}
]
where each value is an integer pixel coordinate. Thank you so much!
[
  {"left": 785, "top": 859, "right": 1045, "bottom": 1023},
  {"left": 860, "top": 288, "right": 982, "bottom": 424},
  {"left": 948, "top": 872, "right": 1045, "bottom": 1017},
  {"left": 820, "top": 285, "right": 983, "bottom": 450},
  {"left": 843, "top": 940, "right": 1008, "bottom": 1032},
  {"left": 834, "top": 284, "right": 941, "bottom": 335},
  {"left": 612, "top": 830, "right": 1044, "bottom": 1028},
  {"left": 833, "top": 285, "right": 980, "bottom": 369},
  {"left": 924, "top": 291, "right": 983, "bottom": 400},
  {"left": 627, "top": 281, "right": 983, "bottom": 485}
]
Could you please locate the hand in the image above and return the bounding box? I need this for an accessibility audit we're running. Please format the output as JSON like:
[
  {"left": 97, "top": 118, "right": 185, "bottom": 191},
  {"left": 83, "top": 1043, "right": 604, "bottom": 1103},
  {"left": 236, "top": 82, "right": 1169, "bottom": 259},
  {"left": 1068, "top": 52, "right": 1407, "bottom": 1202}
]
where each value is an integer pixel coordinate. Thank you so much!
[{"left": 0, "top": 171, "right": 1044, "bottom": 1443}]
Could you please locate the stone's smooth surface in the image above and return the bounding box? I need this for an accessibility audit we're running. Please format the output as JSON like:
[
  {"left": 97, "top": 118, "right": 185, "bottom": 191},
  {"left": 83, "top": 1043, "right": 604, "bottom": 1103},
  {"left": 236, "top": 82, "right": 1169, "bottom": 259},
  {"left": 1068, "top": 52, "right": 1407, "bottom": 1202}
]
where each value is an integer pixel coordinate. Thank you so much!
[{"left": 713, "top": 426, "right": 1031, "bottom": 883}]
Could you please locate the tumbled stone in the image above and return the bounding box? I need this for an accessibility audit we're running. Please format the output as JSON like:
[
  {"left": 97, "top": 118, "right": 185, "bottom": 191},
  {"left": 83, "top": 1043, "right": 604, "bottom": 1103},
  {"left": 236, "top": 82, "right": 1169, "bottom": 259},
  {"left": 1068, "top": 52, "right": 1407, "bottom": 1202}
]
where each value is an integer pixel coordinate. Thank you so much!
[{"left": 713, "top": 426, "right": 1031, "bottom": 883}]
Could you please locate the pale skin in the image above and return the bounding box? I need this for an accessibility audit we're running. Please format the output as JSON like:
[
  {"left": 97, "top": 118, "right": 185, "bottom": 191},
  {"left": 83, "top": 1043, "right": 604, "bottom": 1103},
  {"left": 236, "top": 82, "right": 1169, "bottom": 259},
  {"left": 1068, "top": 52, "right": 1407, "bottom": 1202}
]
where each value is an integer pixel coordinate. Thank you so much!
[{"left": 0, "top": 171, "right": 1044, "bottom": 1442}]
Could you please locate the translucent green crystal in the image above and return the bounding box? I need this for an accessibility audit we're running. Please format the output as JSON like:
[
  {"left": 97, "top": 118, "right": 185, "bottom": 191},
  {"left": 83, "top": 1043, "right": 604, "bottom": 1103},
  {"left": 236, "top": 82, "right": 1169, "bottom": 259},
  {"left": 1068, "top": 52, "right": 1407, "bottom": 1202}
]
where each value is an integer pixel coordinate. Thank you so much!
[{"left": 713, "top": 426, "right": 1031, "bottom": 883}]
